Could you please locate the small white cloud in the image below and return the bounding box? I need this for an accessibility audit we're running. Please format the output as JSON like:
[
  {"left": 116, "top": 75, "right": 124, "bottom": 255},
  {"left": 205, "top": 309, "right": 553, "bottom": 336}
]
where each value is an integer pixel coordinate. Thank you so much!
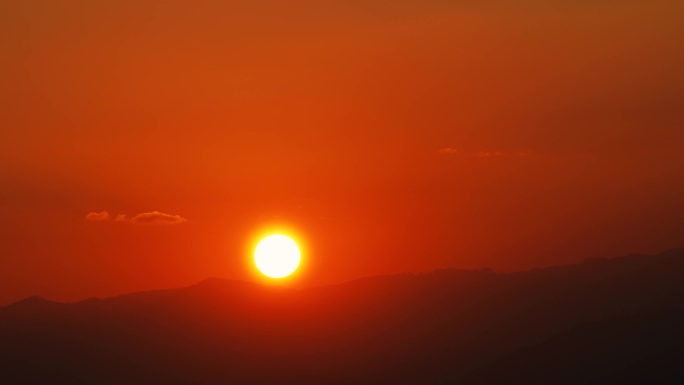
[
  {"left": 130, "top": 211, "right": 187, "bottom": 225},
  {"left": 85, "top": 211, "right": 111, "bottom": 221},
  {"left": 438, "top": 147, "right": 459, "bottom": 155}
]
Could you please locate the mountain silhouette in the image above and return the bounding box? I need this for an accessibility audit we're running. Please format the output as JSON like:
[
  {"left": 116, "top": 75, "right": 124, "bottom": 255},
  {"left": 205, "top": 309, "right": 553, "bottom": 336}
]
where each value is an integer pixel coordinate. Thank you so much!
[{"left": 1, "top": 249, "right": 683, "bottom": 384}]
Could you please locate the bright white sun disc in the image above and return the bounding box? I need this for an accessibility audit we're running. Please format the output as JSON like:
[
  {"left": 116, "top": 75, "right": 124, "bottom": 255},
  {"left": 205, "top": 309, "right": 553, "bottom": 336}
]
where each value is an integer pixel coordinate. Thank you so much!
[{"left": 254, "top": 235, "right": 301, "bottom": 278}]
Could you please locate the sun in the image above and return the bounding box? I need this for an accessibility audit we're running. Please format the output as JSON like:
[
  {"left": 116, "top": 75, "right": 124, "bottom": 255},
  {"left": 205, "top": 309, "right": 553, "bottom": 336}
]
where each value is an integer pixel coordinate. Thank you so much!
[{"left": 254, "top": 234, "right": 301, "bottom": 278}]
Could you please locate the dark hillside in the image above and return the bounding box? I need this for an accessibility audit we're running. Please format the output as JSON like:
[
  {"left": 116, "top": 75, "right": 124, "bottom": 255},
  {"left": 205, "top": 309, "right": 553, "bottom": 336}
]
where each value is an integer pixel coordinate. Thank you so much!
[{"left": 1, "top": 249, "right": 683, "bottom": 384}]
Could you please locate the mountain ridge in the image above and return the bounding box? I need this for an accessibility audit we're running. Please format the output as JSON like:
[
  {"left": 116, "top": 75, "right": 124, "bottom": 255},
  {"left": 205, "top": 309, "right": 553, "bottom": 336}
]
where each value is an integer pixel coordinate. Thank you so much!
[
  {"left": 1, "top": 248, "right": 682, "bottom": 384},
  {"left": 5, "top": 247, "right": 681, "bottom": 310}
]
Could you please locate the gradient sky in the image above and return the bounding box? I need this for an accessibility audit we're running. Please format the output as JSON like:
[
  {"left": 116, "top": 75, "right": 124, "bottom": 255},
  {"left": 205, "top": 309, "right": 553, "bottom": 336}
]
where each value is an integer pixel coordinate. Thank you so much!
[{"left": 1, "top": 0, "right": 683, "bottom": 305}]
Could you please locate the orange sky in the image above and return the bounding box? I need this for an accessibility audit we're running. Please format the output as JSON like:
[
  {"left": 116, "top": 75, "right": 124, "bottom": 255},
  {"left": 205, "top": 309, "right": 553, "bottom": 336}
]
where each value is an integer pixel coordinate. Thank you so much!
[{"left": 1, "top": 0, "right": 683, "bottom": 305}]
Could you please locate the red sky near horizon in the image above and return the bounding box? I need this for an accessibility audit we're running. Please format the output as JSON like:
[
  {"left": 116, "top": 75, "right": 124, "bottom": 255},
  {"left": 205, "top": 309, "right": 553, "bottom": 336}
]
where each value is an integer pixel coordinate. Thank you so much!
[{"left": 1, "top": 0, "right": 683, "bottom": 305}]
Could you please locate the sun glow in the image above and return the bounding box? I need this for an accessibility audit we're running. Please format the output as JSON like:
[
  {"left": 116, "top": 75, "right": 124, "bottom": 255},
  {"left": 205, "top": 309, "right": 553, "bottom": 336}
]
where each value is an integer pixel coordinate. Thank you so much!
[{"left": 254, "top": 234, "right": 301, "bottom": 278}]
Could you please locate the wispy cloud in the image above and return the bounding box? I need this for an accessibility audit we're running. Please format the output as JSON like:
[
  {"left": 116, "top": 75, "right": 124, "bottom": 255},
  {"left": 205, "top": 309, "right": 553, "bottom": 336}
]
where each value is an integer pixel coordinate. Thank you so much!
[
  {"left": 438, "top": 147, "right": 459, "bottom": 155},
  {"left": 130, "top": 211, "right": 187, "bottom": 225},
  {"left": 86, "top": 211, "right": 187, "bottom": 225},
  {"left": 85, "top": 211, "right": 111, "bottom": 221},
  {"left": 438, "top": 148, "right": 533, "bottom": 158},
  {"left": 477, "top": 150, "right": 532, "bottom": 158}
]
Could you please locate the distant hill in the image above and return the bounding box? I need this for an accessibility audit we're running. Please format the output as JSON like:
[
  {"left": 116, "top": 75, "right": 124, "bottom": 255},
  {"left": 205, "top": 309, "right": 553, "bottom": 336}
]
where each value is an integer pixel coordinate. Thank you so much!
[{"left": 1, "top": 249, "right": 684, "bottom": 384}]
